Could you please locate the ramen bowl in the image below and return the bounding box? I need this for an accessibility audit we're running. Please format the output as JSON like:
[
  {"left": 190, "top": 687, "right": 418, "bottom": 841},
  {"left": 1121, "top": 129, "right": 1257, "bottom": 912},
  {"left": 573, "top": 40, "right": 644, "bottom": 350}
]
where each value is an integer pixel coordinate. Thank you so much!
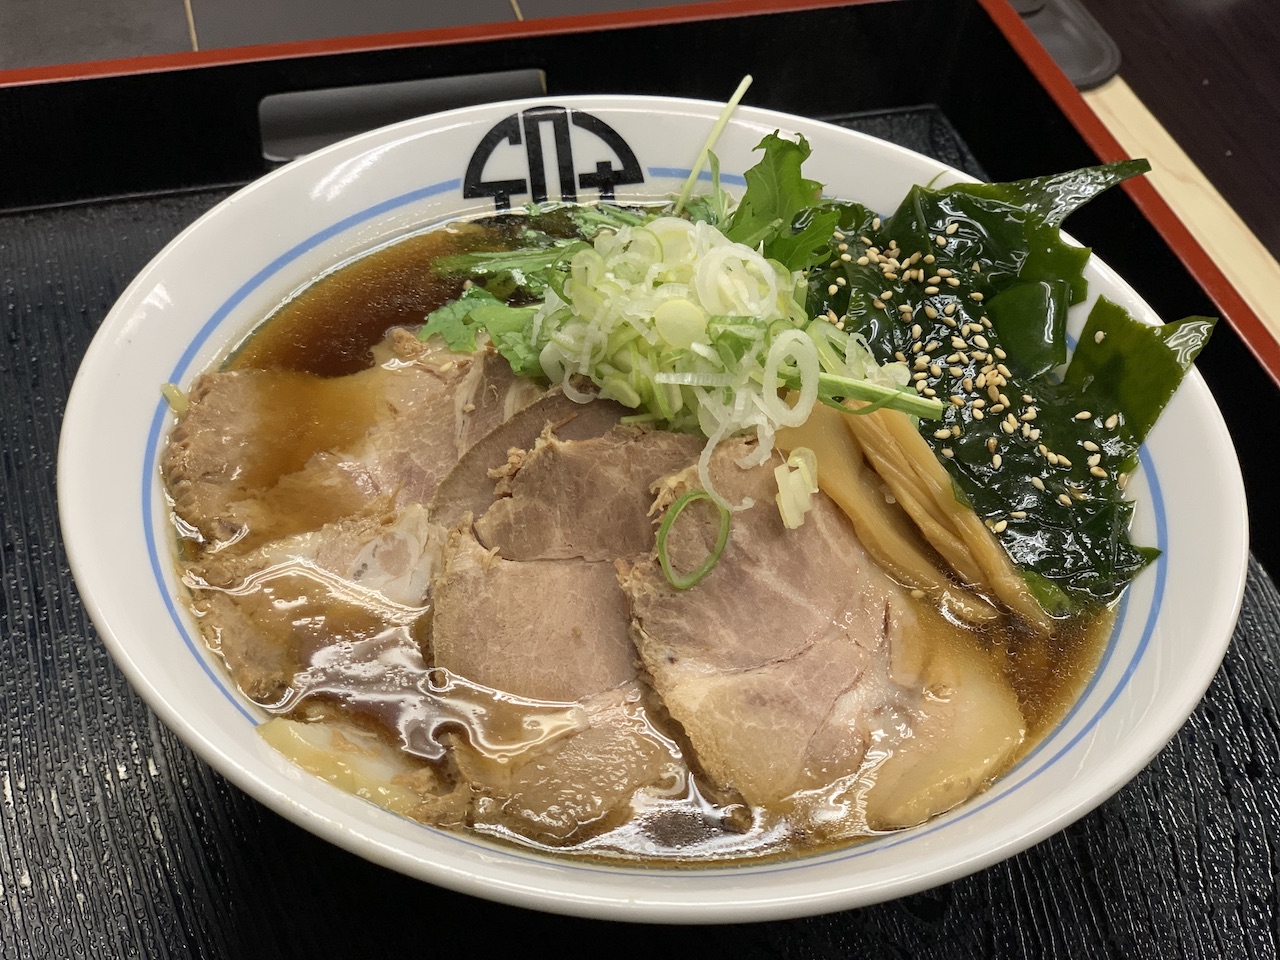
[{"left": 57, "top": 95, "right": 1248, "bottom": 923}]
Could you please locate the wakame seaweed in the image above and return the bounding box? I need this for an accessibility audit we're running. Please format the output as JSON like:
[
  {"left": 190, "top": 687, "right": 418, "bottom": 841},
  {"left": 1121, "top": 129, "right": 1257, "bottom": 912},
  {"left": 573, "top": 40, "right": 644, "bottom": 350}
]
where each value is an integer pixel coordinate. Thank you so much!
[{"left": 807, "top": 162, "right": 1214, "bottom": 614}]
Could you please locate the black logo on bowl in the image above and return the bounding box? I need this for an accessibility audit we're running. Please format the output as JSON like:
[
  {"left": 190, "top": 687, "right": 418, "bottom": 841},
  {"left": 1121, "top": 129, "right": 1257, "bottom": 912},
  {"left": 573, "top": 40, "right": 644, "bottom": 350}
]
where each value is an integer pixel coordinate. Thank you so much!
[{"left": 463, "top": 106, "right": 644, "bottom": 211}]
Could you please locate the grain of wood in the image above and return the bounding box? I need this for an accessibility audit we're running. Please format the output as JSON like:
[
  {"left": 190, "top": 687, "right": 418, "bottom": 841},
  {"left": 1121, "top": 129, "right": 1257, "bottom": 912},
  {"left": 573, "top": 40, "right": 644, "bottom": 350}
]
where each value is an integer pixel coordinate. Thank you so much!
[{"left": 1084, "top": 76, "right": 1280, "bottom": 343}]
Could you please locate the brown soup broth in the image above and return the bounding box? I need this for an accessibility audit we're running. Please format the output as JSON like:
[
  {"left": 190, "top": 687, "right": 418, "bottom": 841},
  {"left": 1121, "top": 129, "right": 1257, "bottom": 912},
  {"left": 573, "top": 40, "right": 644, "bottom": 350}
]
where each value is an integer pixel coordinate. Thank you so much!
[{"left": 175, "top": 213, "right": 1115, "bottom": 863}]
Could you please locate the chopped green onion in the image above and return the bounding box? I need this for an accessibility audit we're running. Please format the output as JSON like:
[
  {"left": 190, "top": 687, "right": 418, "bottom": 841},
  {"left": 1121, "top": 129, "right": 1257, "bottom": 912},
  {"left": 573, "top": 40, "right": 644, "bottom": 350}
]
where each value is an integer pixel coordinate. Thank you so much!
[
  {"left": 656, "top": 490, "right": 732, "bottom": 590},
  {"left": 674, "top": 75, "right": 754, "bottom": 216},
  {"left": 160, "top": 382, "right": 188, "bottom": 417}
]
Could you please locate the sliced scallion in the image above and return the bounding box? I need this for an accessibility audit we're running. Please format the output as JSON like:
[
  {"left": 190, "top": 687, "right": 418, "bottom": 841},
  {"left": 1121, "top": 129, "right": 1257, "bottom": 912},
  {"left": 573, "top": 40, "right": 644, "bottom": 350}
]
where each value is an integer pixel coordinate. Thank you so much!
[{"left": 656, "top": 490, "right": 732, "bottom": 590}]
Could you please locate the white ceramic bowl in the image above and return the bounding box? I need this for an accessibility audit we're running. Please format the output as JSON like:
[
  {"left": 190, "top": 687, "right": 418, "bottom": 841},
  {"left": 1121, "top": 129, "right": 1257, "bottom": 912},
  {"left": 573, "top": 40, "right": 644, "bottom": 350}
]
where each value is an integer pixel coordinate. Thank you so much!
[{"left": 58, "top": 96, "right": 1248, "bottom": 923}]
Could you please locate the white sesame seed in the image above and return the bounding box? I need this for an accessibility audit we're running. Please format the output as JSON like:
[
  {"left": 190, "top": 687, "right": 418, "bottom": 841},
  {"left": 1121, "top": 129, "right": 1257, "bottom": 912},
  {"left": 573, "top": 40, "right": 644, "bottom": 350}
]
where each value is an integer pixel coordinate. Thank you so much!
[
  {"left": 937, "top": 268, "right": 952, "bottom": 277},
  {"left": 871, "top": 217, "right": 881, "bottom": 230},
  {"left": 838, "top": 242, "right": 849, "bottom": 252},
  {"left": 899, "top": 304, "right": 913, "bottom": 314},
  {"left": 972, "top": 408, "right": 985, "bottom": 420},
  {"left": 833, "top": 231, "right": 846, "bottom": 240},
  {"left": 994, "top": 347, "right": 1007, "bottom": 360},
  {"left": 894, "top": 351, "right": 907, "bottom": 363},
  {"left": 910, "top": 323, "right": 923, "bottom": 338},
  {"left": 836, "top": 277, "right": 847, "bottom": 287},
  {"left": 881, "top": 290, "right": 893, "bottom": 299},
  {"left": 1058, "top": 456, "right": 1072, "bottom": 468},
  {"left": 972, "top": 334, "right": 990, "bottom": 349},
  {"left": 992, "top": 454, "right": 1003, "bottom": 469},
  {"left": 936, "top": 235, "right": 948, "bottom": 247},
  {"left": 1074, "top": 410, "right": 1092, "bottom": 421},
  {"left": 827, "top": 309, "right": 839, "bottom": 323},
  {"left": 1082, "top": 440, "right": 1099, "bottom": 452},
  {"left": 828, "top": 283, "right": 839, "bottom": 296},
  {"left": 934, "top": 428, "right": 951, "bottom": 439},
  {"left": 1091, "top": 466, "right": 1108, "bottom": 478},
  {"left": 945, "top": 222, "right": 959, "bottom": 235},
  {"left": 1011, "top": 511, "right": 1027, "bottom": 519},
  {"left": 1032, "top": 476, "right": 1046, "bottom": 491},
  {"left": 942, "top": 447, "right": 954, "bottom": 458},
  {"left": 949, "top": 366, "right": 964, "bottom": 377},
  {"left": 951, "top": 395, "right": 966, "bottom": 406},
  {"left": 927, "top": 275, "right": 942, "bottom": 285},
  {"left": 1058, "top": 493, "right": 1073, "bottom": 506},
  {"left": 925, "top": 285, "right": 940, "bottom": 295},
  {"left": 1094, "top": 330, "right": 1106, "bottom": 344},
  {"left": 969, "top": 291, "right": 985, "bottom": 301},
  {"left": 857, "top": 256, "right": 870, "bottom": 265},
  {"left": 943, "top": 302, "right": 956, "bottom": 315},
  {"left": 1087, "top": 454, "right": 1101, "bottom": 467},
  {"left": 993, "top": 519, "right": 1008, "bottom": 533},
  {"left": 840, "top": 253, "right": 853, "bottom": 262},
  {"left": 924, "top": 254, "right": 936, "bottom": 264},
  {"left": 987, "top": 437, "right": 998, "bottom": 453},
  {"left": 946, "top": 277, "right": 961, "bottom": 287},
  {"left": 924, "top": 305, "right": 938, "bottom": 319},
  {"left": 1001, "top": 420, "right": 1015, "bottom": 434},
  {"left": 873, "top": 299, "right": 885, "bottom": 309},
  {"left": 922, "top": 387, "right": 936, "bottom": 397},
  {"left": 1118, "top": 471, "right": 1130, "bottom": 491},
  {"left": 1105, "top": 414, "right": 1120, "bottom": 430}
]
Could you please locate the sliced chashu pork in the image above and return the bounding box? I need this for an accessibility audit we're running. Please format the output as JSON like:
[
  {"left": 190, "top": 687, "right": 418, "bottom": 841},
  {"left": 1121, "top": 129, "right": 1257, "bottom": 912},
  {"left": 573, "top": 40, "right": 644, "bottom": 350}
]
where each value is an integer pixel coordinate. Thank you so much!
[
  {"left": 475, "top": 425, "right": 704, "bottom": 561},
  {"left": 427, "top": 423, "right": 709, "bottom": 845},
  {"left": 186, "top": 504, "right": 443, "bottom": 705},
  {"left": 164, "top": 330, "right": 541, "bottom": 551},
  {"left": 619, "top": 438, "right": 1028, "bottom": 833}
]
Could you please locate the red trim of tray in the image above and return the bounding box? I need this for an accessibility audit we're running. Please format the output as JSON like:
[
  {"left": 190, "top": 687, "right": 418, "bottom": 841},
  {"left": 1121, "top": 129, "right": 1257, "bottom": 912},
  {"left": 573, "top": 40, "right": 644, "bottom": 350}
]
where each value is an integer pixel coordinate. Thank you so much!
[
  {"left": 976, "top": 0, "right": 1280, "bottom": 385},
  {"left": 0, "top": 0, "right": 862, "bottom": 89}
]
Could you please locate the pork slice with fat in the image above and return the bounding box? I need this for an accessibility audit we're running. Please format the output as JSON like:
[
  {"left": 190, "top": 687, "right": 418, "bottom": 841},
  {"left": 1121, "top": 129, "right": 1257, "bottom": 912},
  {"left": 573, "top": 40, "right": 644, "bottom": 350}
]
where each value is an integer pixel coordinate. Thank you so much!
[
  {"left": 164, "top": 332, "right": 539, "bottom": 551},
  {"left": 474, "top": 426, "right": 705, "bottom": 562},
  {"left": 185, "top": 504, "right": 443, "bottom": 705},
  {"left": 619, "top": 439, "right": 1026, "bottom": 829}
]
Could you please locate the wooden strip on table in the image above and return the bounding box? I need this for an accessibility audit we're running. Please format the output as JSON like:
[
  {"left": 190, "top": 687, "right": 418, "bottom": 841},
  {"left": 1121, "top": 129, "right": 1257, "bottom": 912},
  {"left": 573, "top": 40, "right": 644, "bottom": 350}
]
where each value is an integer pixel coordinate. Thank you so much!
[{"left": 1084, "top": 76, "right": 1280, "bottom": 345}]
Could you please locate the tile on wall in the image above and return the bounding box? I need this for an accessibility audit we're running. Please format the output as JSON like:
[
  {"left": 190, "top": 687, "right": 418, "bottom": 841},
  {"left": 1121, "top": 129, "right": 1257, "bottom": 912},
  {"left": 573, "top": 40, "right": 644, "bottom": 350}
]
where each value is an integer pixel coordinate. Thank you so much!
[
  {"left": 0, "top": 0, "right": 192, "bottom": 70},
  {"left": 190, "top": 0, "right": 517, "bottom": 50},
  {"left": 515, "top": 0, "right": 734, "bottom": 17}
]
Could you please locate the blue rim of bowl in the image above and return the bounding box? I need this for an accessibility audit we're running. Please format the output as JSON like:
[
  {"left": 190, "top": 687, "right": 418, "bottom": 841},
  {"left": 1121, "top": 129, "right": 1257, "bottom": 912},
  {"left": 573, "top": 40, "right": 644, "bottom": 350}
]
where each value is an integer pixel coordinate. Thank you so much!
[{"left": 139, "top": 167, "right": 1166, "bottom": 879}]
